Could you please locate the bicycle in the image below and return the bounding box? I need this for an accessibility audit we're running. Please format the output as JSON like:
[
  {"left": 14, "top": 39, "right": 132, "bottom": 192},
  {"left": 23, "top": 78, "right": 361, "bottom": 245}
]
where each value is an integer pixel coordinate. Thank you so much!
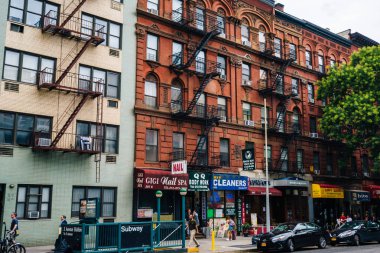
[{"left": 0, "top": 222, "right": 26, "bottom": 253}]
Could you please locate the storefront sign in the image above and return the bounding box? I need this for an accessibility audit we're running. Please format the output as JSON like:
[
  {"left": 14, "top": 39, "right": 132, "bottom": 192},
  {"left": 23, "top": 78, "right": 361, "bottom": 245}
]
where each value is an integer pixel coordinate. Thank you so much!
[
  {"left": 273, "top": 177, "right": 309, "bottom": 187},
  {"left": 210, "top": 174, "right": 248, "bottom": 190},
  {"left": 201, "top": 193, "right": 207, "bottom": 220},
  {"left": 225, "top": 208, "right": 236, "bottom": 216},
  {"left": 135, "top": 168, "right": 188, "bottom": 190},
  {"left": 137, "top": 209, "right": 153, "bottom": 218},
  {"left": 242, "top": 149, "right": 255, "bottom": 171},
  {"left": 171, "top": 160, "right": 187, "bottom": 174},
  {"left": 364, "top": 185, "right": 380, "bottom": 199},
  {"left": 249, "top": 178, "right": 272, "bottom": 187},
  {"left": 312, "top": 184, "right": 344, "bottom": 199},
  {"left": 121, "top": 224, "right": 151, "bottom": 249},
  {"left": 345, "top": 191, "right": 370, "bottom": 202},
  {"left": 189, "top": 172, "right": 210, "bottom": 191},
  {"left": 215, "top": 209, "right": 224, "bottom": 218},
  {"left": 237, "top": 197, "right": 243, "bottom": 232}
]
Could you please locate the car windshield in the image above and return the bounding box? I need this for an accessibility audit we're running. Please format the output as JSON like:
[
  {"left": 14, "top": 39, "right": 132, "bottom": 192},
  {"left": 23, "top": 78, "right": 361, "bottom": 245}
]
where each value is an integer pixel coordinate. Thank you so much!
[
  {"left": 272, "top": 224, "right": 296, "bottom": 233},
  {"left": 339, "top": 221, "right": 364, "bottom": 230}
]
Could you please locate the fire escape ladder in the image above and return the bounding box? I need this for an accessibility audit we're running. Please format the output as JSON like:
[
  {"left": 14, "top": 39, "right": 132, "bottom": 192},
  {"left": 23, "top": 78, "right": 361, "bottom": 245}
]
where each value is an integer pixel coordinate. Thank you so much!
[
  {"left": 60, "top": 0, "right": 87, "bottom": 28},
  {"left": 271, "top": 58, "right": 294, "bottom": 90},
  {"left": 55, "top": 39, "right": 94, "bottom": 86},
  {"left": 50, "top": 94, "right": 90, "bottom": 147},
  {"left": 189, "top": 120, "right": 217, "bottom": 166},
  {"left": 185, "top": 73, "right": 215, "bottom": 115},
  {"left": 95, "top": 94, "right": 104, "bottom": 183}
]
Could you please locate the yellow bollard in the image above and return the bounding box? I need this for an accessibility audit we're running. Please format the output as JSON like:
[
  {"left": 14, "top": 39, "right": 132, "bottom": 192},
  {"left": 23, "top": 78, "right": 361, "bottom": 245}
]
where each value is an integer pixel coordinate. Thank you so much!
[{"left": 211, "top": 229, "right": 216, "bottom": 251}]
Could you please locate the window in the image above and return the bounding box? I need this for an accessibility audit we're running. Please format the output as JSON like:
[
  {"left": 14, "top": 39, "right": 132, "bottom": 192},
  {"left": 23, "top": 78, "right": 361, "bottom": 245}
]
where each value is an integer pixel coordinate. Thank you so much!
[
  {"left": 330, "top": 55, "right": 336, "bottom": 68},
  {"left": 82, "top": 14, "right": 122, "bottom": 49},
  {"left": 196, "top": 50, "right": 206, "bottom": 73},
  {"left": 308, "top": 83, "right": 314, "bottom": 103},
  {"left": 275, "top": 75, "right": 284, "bottom": 94},
  {"left": 147, "top": 34, "right": 158, "bottom": 61},
  {"left": 326, "top": 153, "right": 333, "bottom": 175},
  {"left": 291, "top": 78, "right": 298, "bottom": 96},
  {"left": 280, "top": 147, "right": 288, "bottom": 171},
  {"left": 171, "top": 81, "right": 182, "bottom": 112},
  {"left": 310, "top": 117, "right": 317, "bottom": 134},
  {"left": 292, "top": 108, "right": 300, "bottom": 133},
  {"left": 362, "top": 154, "right": 369, "bottom": 176},
  {"left": 76, "top": 121, "right": 119, "bottom": 153},
  {"left": 276, "top": 105, "right": 285, "bottom": 132},
  {"left": 195, "top": 93, "right": 206, "bottom": 118},
  {"left": 217, "top": 15, "right": 225, "bottom": 34},
  {"left": 242, "top": 62, "right": 250, "bottom": 82},
  {"left": 147, "top": 0, "right": 158, "bottom": 11},
  {"left": 274, "top": 38, "right": 282, "bottom": 58},
  {"left": 260, "top": 68, "right": 267, "bottom": 83},
  {"left": 172, "top": 41, "right": 183, "bottom": 65},
  {"left": 264, "top": 145, "right": 272, "bottom": 169},
  {"left": 71, "top": 187, "right": 116, "bottom": 217},
  {"left": 289, "top": 43, "right": 297, "bottom": 60},
  {"left": 0, "top": 111, "right": 51, "bottom": 146},
  {"left": 217, "top": 97, "right": 227, "bottom": 119},
  {"left": 79, "top": 66, "right": 120, "bottom": 98},
  {"left": 318, "top": 53, "right": 324, "bottom": 73},
  {"left": 173, "top": 132, "right": 184, "bottom": 160},
  {"left": 16, "top": 185, "right": 52, "bottom": 219},
  {"left": 259, "top": 30, "right": 266, "bottom": 52},
  {"left": 241, "top": 24, "right": 249, "bottom": 42},
  {"left": 243, "top": 102, "right": 251, "bottom": 121},
  {"left": 313, "top": 152, "right": 320, "bottom": 172},
  {"left": 146, "top": 129, "right": 158, "bottom": 161},
  {"left": 144, "top": 75, "right": 158, "bottom": 107},
  {"left": 217, "top": 55, "right": 226, "bottom": 77},
  {"left": 261, "top": 106, "right": 269, "bottom": 127},
  {"left": 196, "top": 136, "right": 207, "bottom": 165},
  {"left": 220, "top": 138, "right": 229, "bottom": 167},
  {"left": 9, "top": 0, "right": 59, "bottom": 27},
  {"left": 3, "top": 49, "right": 55, "bottom": 84},
  {"left": 195, "top": 7, "right": 204, "bottom": 31},
  {"left": 305, "top": 50, "right": 312, "bottom": 68},
  {"left": 296, "top": 149, "right": 303, "bottom": 172}
]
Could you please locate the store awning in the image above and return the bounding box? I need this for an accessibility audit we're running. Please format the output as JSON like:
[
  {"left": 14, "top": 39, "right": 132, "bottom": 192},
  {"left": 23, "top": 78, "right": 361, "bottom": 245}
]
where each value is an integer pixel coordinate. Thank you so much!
[
  {"left": 135, "top": 168, "right": 188, "bottom": 190},
  {"left": 273, "top": 177, "right": 309, "bottom": 187},
  {"left": 246, "top": 187, "right": 282, "bottom": 197},
  {"left": 344, "top": 190, "right": 371, "bottom": 202},
  {"left": 312, "top": 183, "right": 344, "bottom": 199},
  {"left": 364, "top": 185, "right": 380, "bottom": 199}
]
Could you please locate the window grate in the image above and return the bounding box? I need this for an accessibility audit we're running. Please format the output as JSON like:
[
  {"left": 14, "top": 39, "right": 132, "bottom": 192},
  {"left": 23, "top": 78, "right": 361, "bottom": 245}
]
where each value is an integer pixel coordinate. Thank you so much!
[
  {"left": 0, "top": 147, "right": 14, "bottom": 157},
  {"left": 106, "top": 155, "right": 117, "bottom": 163},
  {"left": 4, "top": 82, "right": 20, "bottom": 92},
  {"left": 109, "top": 49, "right": 120, "bottom": 57}
]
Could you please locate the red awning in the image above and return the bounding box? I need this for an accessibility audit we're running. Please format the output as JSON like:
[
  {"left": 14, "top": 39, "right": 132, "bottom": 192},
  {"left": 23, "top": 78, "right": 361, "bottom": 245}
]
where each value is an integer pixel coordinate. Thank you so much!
[
  {"left": 246, "top": 187, "right": 282, "bottom": 197},
  {"left": 135, "top": 168, "right": 188, "bottom": 190},
  {"left": 364, "top": 185, "right": 380, "bottom": 199}
]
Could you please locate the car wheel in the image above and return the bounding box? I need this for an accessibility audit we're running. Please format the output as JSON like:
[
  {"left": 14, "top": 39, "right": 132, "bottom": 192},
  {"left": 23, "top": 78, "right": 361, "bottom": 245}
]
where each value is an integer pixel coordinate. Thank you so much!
[
  {"left": 318, "top": 236, "right": 327, "bottom": 249},
  {"left": 352, "top": 234, "right": 360, "bottom": 246},
  {"left": 287, "top": 239, "right": 295, "bottom": 252}
]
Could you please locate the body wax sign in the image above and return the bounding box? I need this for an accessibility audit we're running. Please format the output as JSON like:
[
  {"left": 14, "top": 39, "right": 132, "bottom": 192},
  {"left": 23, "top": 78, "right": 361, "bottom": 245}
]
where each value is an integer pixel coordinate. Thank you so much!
[
  {"left": 210, "top": 174, "right": 248, "bottom": 190},
  {"left": 189, "top": 172, "right": 210, "bottom": 191},
  {"left": 121, "top": 224, "right": 151, "bottom": 249},
  {"left": 242, "top": 149, "right": 255, "bottom": 171}
]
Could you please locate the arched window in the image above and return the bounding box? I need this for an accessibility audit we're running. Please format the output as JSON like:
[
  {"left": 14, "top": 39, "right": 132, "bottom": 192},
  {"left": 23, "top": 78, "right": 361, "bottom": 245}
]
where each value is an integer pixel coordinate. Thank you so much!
[
  {"left": 276, "top": 104, "right": 285, "bottom": 133},
  {"left": 241, "top": 19, "right": 250, "bottom": 44},
  {"left": 171, "top": 80, "right": 182, "bottom": 112},
  {"left": 145, "top": 74, "right": 158, "bottom": 107},
  {"left": 259, "top": 26, "right": 266, "bottom": 52},
  {"left": 305, "top": 45, "right": 312, "bottom": 68},
  {"left": 330, "top": 55, "right": 336, "bottom": 68},
  {"left": 292, "top": 108, "right": 301, "bottom": 133},
  {"left": 318, "top": 50, "right": 325, "bottom": 73},
  {"left": 217, "top": 9, "right": 226, "bottom": 36}
]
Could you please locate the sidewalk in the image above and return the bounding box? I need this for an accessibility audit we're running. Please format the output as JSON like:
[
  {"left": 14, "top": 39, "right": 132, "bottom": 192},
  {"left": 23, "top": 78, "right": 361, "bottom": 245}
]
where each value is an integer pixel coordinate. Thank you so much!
[{"left": 26, "top": 236, "right": 257, "bottom": 253}]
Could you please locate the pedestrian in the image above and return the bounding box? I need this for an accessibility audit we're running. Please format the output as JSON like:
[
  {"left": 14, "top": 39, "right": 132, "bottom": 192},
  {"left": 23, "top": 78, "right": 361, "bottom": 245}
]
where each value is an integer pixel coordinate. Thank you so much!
[
  {"left": 10, "top": 212, "right": 18, "bottom": 241},
  {"left": 187, "top": 215, "right": 200, "bottom": 248},
  {"left": 339, "top": 212, "right": 347, "bottom": 224},
  {"left": 55, "top": 215, "right": 68, "bottom": 249},
  {"left": 371, "top": 214, "right": 377, "bottom": 222},
  {"left": 346, "top": 215, "right": 352, "bottom": 222},
  {"left": 364, "top": 212, "right": 369, "bottom": 221},
  {"left": 186, "top": 209, "right": 192, "bottom": 237},
  {"left": 193, "top": 209, "right": 199, "bottom": 228}
]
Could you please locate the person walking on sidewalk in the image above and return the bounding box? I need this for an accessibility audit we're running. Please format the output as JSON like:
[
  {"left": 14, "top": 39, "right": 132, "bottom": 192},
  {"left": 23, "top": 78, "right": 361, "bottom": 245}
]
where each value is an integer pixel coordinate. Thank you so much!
[{"left": 187, "top": 215, "right": 200, "bottom": 248}]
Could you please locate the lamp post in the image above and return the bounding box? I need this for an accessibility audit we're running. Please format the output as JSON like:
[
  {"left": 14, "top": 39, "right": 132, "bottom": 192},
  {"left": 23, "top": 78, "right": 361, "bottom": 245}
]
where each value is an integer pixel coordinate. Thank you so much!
[
  {"left": 180, "top": 188, "right": 187, "bottom": 249},
  {"left": 156, "top": 190, "right": 163, "bottom": 245},
  {"left": 264, "top": 97, "right": 271, "bottom": 232}
]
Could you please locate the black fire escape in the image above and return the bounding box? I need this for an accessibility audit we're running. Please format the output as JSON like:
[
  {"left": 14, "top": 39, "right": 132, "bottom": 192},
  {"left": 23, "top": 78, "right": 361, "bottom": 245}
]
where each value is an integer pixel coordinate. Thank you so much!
[
  {"left": 169, "top": 7, "right": 222, "bottom": 171},
  {"left": 33, "top": 0, "right": 104, "bottom": 156}
]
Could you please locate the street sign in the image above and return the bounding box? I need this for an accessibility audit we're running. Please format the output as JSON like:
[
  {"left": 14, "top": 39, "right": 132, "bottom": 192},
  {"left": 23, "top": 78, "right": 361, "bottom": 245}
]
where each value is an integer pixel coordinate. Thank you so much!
[{"left": 242, "top": 149, "right": 255, "bottom": 171}]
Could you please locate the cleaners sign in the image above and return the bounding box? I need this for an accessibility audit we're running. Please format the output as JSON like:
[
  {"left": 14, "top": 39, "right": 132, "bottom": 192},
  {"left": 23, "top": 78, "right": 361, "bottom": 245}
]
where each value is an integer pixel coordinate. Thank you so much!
[{"left": 210, "top": 174, "right": 248, "bottom": 190}]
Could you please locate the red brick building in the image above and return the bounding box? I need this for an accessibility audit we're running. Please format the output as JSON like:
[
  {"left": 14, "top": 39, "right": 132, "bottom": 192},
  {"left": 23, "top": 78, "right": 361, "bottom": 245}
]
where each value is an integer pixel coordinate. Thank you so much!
[{"left": 133, "top": 0, "right": 379, "bottom": 230}]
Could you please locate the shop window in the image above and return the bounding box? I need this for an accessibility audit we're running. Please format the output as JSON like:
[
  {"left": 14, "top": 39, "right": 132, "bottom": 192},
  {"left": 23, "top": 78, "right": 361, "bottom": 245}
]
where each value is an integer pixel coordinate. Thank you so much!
[
  {"left": 243, "top": 102, "right": 251, "bottom": 121},
  {"left": 146, "top": 129, "right": 158, "bottom": 162},
  {"left": 207, "top": 191, "right": 225, "bottom": 218},
  {"left": 71, "top": 186, "right": 116, "bottom": 217},
  {"left": 16, "top": 185, "right": 52, "bottom": 219},
  {"left": 147, "top": 34, "right": 159, "bottom": 61},
  {"left": 225, "top": 191, "right": 235, "bottom": 214},
  {"left": 220, "top": 138, "right": 229, "bottom": 167}
]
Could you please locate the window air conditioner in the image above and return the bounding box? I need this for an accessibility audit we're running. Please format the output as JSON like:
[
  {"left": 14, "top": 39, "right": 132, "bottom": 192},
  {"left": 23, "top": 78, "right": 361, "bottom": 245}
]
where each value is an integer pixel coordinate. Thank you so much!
[
  {"left": 147, "top": 8, "right": 158, "bottom": 15},
  {"left": 37, "top": 138, "right": 52, "bottom": 147},
  {"left": 242, "top": 80, "right": 252, "bottom": 86},
  {"left": 244, "top": 120, "right": 254, "bottom": 127},
  {"left": 310, "top": 133, "right": 318, "bottom": 138},
  {"left": 242, "top": 41, "right": 252, "bottom": 47},
  {"left": 219, "top": 74, "right": 226, "bottom": 80},
  {"left": 219, "top": 116, "right": 227, "bottom": 122},
  {"left": 309, "top": 98, "right": 315, "bottom": 103},
  {"left": 28, "top": 211, "right": 40, "bottom": 219},
  {"left": 218, "top": 33, "right": 226, "bottom": 38},
  {"left": 306, "top": 65, "right": 312, "bottom": 70},
  {"left": 80, "top": 136, "right": 92, "bottom": 151}
]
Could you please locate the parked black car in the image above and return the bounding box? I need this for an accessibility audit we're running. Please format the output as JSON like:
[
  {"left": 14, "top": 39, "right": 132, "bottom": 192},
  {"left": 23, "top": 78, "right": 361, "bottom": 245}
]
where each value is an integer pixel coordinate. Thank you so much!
[
  {"left": 330, "top": 220, "right": 380, "bottom": 246},
  {"left": 257, "top": 222, "right": 328, "bottom": 252}
]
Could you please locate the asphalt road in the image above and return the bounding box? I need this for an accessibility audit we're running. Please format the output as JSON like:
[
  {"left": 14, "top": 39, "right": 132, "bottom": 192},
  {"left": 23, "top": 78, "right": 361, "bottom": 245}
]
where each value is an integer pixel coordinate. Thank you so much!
[{"left": 294, "top": 243, "right": 380, "bottom": 253}]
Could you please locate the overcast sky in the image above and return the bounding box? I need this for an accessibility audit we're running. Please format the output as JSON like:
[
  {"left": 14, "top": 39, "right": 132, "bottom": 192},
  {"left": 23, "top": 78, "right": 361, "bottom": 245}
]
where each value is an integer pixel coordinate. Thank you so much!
[{"left": 276, "top": 0, "right": 380, "bottom": 43}]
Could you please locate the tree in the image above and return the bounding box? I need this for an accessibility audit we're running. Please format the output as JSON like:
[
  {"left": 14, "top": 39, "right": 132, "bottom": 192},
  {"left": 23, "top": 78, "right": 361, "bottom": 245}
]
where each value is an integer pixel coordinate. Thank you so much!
[{"left": 317, "top": 46, "right": 380, "bottom": 160}]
